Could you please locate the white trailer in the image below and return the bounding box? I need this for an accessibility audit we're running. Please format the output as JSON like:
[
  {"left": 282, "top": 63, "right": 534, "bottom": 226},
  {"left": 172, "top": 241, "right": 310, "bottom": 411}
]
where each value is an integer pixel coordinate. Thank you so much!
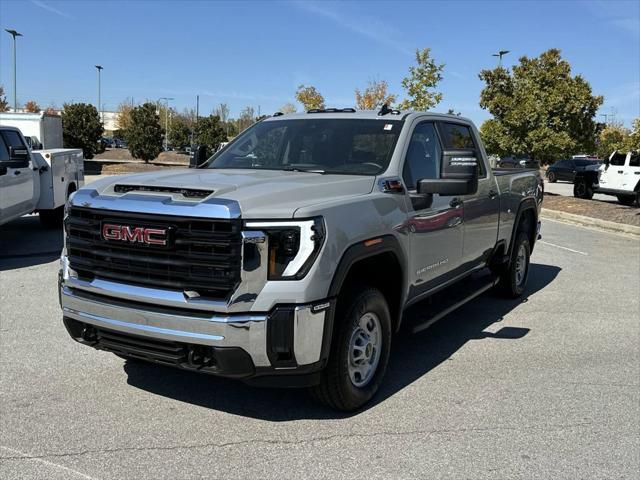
[{"left": 0, "top": 112, "right": 63, "bottom": 150}]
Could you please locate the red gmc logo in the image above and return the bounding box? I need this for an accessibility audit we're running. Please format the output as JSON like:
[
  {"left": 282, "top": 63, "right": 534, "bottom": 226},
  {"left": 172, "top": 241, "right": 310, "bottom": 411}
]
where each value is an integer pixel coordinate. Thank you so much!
[{"left": 102, "top": 223, "right": 168, "bottom": 246}]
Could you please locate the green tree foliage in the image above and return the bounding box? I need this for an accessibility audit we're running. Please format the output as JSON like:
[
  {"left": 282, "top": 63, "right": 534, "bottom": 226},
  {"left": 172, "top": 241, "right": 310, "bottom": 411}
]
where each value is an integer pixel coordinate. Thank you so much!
[
  {"left": 194, "top": 115, "right": 227, "bottom": 157},
  {"left": 168, "top": 115, "right": 191, "bottom": 150},
  {"left": 296, "top": 85, "right": 325, "bottom": 110},
  {"left": 398, "top": 48, "right": 444, "bottom": 111},
  {"left": 61, "top": 103, "right": 103, "bottom": 159},
  {"left": 626, "top": 118, "right": 640, "bottom": 151},
  {"left": 355, "top": 79, "right": 397, "bottom": 110},
  {"left": 478, "top": 49, "right": 603, "bottom": 164},
  {"left": 596, "top": 123, "right": 629, "bottom": 159},
  {"left": 127, "top": 102, "right": 163, "bottom": 162}
]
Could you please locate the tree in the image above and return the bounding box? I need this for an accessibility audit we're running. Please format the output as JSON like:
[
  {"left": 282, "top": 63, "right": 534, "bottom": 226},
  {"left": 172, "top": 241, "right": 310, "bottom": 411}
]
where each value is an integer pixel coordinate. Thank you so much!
[
  {"left": 355, "top": 79, "right": 396, "bottom": 110},
  {"left": 168, "top": 114, "right": 191, "bottom": 150},
  {"left": 24, "top": 100, "right": 41, "bottom": 113},
  {"left": 61, "top": 103, "right": 103, "bottom": 159},
  {"left": 296, "top": 85, "right": 325, "bottom": 110},
  {"left": 214, "top": 103, "right": 230, "bottom": 124},
  {"left": 398, "top": 48, "right": 444, "bottom": 111},
  {"left": 478, "top": 49, "right": 603, "bottom": 164},
  {"left": 236, "top": 106, "right": 256, "bottom": 133},
  {"left": 115, "top": 99, "right": 134, "bottom": 140},
  {"left": 194, "top": 115, "right": 227, "bottom": 157},
  {"left": 626, "top": 118, "right": 640, "bottom": 151},
  {"left": 596, "top": 123, "right": 629, "bottom": 159},
  {"left": 0, "top": 86, "right": 9, "bottom": 112},
  {"left": 127, "top": 102, "right": 163, "bottom": 162},
  {"left": 279, "top": 103, "right": 297, "bottom": 114}
]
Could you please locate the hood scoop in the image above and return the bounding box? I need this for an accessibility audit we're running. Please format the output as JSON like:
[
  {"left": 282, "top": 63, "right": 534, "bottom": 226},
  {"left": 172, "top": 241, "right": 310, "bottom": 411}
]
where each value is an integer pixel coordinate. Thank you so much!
[{"left": 113, "top": 184, "right": 214, "bottom": 199}]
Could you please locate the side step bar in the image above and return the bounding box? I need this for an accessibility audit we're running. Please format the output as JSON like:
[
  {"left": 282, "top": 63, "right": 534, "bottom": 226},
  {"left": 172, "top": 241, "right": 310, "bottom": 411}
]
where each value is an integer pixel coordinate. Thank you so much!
[{"left": 411, "top": 275, "right": 500, "bottom": 334}]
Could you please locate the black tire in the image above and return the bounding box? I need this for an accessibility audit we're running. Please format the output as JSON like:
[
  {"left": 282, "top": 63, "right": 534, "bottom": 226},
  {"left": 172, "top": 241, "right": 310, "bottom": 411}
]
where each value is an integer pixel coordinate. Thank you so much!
[
  {"left": 310, "top": 286, "right": 392, "bottom": 411},
  {"left": 496, "top": 232, "right": 531, "bottom": 299},
  {"left": 573, "top": 179, "right": 594, "bottom": 199},
  {"left": 617, "top": 194, "right": 639, "bottom": 207},
  {"left": 547, "top": 171, "right": 557, "bottom": 183},
  {"left": 39, "top": 206, "right": 64, "bottom": 228}
]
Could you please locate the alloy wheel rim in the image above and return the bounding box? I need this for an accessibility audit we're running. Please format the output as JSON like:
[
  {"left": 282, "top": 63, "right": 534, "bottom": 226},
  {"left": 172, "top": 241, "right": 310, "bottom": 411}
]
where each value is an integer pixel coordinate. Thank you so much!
[
  {"left": 515, "top": 244, "right": 527, "bottom": 286},
  {"left": 347, "top": 312, "right": 382, "bottom": 387}
]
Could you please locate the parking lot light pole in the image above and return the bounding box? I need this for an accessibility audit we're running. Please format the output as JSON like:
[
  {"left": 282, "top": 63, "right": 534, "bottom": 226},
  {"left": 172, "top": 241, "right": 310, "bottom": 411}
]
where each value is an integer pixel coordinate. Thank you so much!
[
  {"left": 5, "top": 29, "right": 23, "bottom": 111},
  {"left": 159, "top": 97, "right": 173, "bottom": 151},
  {"left": 95, "top": 65, "right": 103, "bottom": 123},
  {"left": 492, "top": 50, "right": 510, "bottom": 67}
]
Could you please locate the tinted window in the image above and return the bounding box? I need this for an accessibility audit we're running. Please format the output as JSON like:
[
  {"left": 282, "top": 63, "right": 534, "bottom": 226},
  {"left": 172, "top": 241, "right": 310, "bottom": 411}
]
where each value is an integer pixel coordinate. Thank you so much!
[
  {"left": 439, "top": 123, "right": 475, "bottom": 149},
  {"left": 208, "top": 119, "right": 402, "bottom": 175},
  {"left": 573, "top": 159, "right": 597, "bottom": 167},
  {"left": 630, "top": 153, "right": 639, "bottom": 167},
  {"left": 402, "top": 122, "right": 441, "bottom": 189},
  {"left": 555, "top": 160, "right": 567, "bottom": 168},
  {"left": 1, "top": 130, "right": 27, "bottom": 150},
  {"left": 0, "top": 136, "right": 9, "bottom": 161},
  {"left": 610, "top": 152, "right": 626, "bottom": 166}
]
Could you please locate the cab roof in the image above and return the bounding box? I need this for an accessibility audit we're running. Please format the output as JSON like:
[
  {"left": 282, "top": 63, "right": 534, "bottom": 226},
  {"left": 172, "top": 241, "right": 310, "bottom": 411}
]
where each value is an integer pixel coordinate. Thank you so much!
[{"left": 262, "top": 109, "right": 473, "bottom": 124}]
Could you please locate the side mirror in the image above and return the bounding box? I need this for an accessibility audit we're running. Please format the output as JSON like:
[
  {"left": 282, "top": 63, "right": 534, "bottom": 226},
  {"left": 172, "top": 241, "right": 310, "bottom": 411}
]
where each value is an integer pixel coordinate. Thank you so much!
[
  {"left": 417, "top": 149, "right": 479, "bottom": 196},
  {"left": 189, "top": 144, "right": 208, "bottom": 168},
  {"left": 9, "top": 146, "right": 29, "bottom": 164}
]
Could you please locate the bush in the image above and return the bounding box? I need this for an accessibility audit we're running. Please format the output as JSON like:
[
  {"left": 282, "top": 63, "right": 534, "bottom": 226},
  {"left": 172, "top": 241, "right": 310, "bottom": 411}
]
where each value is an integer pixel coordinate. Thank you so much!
[
  {"left": 127, "top": 103, "right": 163, "bottom": 162},
  {"left": 61, "top": 103, "right": 103, "bottom": 159}
]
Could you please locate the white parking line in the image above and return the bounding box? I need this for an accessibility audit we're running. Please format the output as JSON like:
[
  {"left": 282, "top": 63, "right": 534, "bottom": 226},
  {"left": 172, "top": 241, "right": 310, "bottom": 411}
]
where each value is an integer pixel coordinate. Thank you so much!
[
  {"left": 539, "top": 240, "right": 588, "bottom": 255},
  {"left": 0, "top": 446, "right": 99, "bottom": 480}
]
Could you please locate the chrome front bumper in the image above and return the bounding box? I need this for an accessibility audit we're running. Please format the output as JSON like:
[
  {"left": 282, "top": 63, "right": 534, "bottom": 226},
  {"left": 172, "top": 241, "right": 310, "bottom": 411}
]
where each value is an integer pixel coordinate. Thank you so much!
[{"left": 60, "top": 282, "right": 328, "bottom": 369}]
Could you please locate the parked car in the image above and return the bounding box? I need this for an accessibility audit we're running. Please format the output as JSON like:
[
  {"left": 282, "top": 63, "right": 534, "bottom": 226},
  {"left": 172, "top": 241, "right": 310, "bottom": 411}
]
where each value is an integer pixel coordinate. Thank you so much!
[
  {"left": 0, "top": 126, "right": 84, "bottom": 227},
  {"left": 498, "top": 156, "right": 540, "bottom": 169},
  {"left": 114, "top": 138, "right": 126, "bottom": 149},
  {"left": 102, "top": 137, "right": 115, "bottom": 148},
  {"left": 59, "top": 110, "right": 543, "bottom": 411},
  {"left": 574, "top": 150, "right": 640, "bottom": 206},
  {"left": 546, "top": 158, "right": 601, "bottom": 183}
]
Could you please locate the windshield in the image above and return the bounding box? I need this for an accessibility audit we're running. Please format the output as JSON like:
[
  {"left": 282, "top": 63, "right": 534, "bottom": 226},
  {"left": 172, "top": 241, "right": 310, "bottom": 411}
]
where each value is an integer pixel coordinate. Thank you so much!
[{"left": 207, "top": 118, "right": 403, "bottom": 175}]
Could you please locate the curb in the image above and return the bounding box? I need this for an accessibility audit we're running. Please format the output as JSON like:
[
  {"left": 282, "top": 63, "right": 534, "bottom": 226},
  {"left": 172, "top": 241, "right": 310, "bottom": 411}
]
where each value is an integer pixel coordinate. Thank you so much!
[{"left": 541, "top": 208, "right": 640, "bottom": 236}]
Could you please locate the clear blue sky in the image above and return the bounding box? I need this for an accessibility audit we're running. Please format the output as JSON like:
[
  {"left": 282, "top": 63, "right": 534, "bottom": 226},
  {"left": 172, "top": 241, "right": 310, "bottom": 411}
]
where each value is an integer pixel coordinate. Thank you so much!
[{"left": 1, "top": 0, "right": 638, "bottom": 126}]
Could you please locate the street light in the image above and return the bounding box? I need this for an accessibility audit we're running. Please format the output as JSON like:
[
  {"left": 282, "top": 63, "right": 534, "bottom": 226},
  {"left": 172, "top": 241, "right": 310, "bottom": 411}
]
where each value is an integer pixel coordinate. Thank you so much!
[
  {"left": 5, "top": 29, "right": 23, "bottom": 111},
  {"left": 95, "top": 65, "right": 103, "bottom": 123},
  {"left": 159, "top": 97, "right": 174, "bottom": 151},
  {"left": 492, "top": 50, "right": 510, "bottom": 67}
]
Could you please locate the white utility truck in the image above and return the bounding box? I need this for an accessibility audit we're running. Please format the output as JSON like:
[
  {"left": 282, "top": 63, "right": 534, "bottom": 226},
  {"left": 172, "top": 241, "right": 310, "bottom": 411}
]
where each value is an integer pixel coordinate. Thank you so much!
[
  {"left": 0, "top": 112, "right": 63, "bottom": 150},
  {"left": 0, "top": 126, "right": 84, "bottom": 227}
]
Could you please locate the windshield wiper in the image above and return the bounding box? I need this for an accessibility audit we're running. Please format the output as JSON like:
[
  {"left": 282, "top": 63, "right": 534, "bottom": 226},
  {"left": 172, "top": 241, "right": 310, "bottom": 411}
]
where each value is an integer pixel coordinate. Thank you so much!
[{"left": 281, "top": 166, "right": 326, "bottom": 174}]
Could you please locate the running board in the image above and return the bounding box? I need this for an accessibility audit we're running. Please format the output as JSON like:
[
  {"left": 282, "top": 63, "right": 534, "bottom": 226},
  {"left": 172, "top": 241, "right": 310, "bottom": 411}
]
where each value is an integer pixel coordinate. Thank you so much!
[{"left": 411, "top": 275, "right": 500, "bottom": 334}]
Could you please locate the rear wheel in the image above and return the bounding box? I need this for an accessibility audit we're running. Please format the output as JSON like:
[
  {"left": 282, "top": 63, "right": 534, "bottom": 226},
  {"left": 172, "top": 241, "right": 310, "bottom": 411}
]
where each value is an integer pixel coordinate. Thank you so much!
[
  {"left": 616, "top": 193, "right": 639, "bottom": 207},
  {"left": 573, "top": 179, "right": 594, "bottom": 199},
  {"left": 547, "top": 171, "right": 557, "bottom": 183},
  {"left": 310, "top": 286, "right": 392, "bottom": 411},
  {"left": 496, "top": 232, "right": 531, "bottom": 299}
]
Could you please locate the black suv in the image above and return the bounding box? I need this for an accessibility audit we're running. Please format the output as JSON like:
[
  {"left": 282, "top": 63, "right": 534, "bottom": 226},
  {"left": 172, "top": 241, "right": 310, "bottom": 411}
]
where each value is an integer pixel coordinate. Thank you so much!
[{"left": 546, "top": 158, "right": 601, "bottom": 183}]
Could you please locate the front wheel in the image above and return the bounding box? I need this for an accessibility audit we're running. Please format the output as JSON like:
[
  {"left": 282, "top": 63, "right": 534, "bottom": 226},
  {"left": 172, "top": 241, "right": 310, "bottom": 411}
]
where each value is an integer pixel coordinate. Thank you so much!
[
  {"left": 496, "top": 232, "right": 531, "bottom": 298},
  {"left": 573, "top": 179, "right": 594, "bottom": 199},
  {"left": 310, "top": 286, "right": 392, "bottom": 411}
]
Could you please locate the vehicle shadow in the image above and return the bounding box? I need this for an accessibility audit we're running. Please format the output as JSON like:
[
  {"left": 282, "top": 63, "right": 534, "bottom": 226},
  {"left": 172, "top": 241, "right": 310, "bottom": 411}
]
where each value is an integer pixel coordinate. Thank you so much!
[
  {"left": 123, "top": 263, "right": 561, "bottom": 421},
  {"left": 0, "top": 215, "right": 63, "bottom": 271}
]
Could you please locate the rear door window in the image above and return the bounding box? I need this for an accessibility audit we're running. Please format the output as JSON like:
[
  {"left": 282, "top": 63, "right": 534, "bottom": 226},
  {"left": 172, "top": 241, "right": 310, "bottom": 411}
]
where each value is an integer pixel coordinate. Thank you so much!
[{"left": 0, "top": 135, "right": 9, "bottom": 161}]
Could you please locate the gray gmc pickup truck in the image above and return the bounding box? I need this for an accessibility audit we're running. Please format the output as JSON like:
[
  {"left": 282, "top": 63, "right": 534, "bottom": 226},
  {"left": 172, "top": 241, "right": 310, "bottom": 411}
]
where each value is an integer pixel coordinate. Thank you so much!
[{"left": 60, "top": 108, "right": 542, "bottom": 410}]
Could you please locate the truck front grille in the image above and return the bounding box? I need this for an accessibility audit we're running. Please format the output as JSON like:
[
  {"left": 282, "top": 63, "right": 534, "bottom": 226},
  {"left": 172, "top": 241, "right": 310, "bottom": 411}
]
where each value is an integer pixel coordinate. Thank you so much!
[{"left": 66, "top": 207, "right": 242, "bottom": 300}]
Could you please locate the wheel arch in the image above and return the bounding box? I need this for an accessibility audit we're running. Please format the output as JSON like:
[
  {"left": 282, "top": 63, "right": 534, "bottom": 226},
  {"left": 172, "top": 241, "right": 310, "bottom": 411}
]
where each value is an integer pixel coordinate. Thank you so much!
[
  {"left": 509, "top": 199, "right": 538, "bottom": 258},
  {"left": 329, "top": 235, "right": 407, "bottom": 333}
]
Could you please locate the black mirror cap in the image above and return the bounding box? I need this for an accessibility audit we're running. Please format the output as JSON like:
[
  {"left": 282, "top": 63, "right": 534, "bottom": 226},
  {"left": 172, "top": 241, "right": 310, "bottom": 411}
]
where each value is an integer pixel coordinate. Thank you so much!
[
  {"left": 417, "top": 178, "right": 478, "bottom": 196},
  {"left": 9, "top": 146, "right": 29, "bottom": 163},
  {"left": 189, "top": 144, "right": 209, "bottom": 168}
]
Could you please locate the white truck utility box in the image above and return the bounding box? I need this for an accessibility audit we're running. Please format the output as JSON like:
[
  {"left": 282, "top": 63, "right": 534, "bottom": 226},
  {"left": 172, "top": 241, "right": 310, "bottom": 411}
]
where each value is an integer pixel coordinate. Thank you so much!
[
  {"left": 31, "top": 149, "right": 84, "bottom": 210},
  {"left": 0, "top": 112, "right": 63, "bottom": 149}
]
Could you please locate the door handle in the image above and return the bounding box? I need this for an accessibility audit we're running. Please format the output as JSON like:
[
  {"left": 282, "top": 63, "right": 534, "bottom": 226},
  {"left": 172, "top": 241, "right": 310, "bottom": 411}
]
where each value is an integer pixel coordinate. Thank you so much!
[
  {"left": 488, "top": 189, "right": 498, "bottom": 199},
  {"left": 449, "top": 198, "right": 462, "bottom": 208},
  {"left": 618, "top": 170, "right": 624, "bottom": 174},
  {"left": 634, "top": 171, "right": 640, "bottom": 175},
  {"left": 14, "top": 170, "right": 21, "bottom": 175}
]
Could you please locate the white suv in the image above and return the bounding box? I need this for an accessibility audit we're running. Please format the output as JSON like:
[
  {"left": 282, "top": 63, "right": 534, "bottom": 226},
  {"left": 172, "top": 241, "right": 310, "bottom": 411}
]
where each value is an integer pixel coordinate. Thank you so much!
[{"left": 574, "top": 150, "right": 640, "bottom": 206}]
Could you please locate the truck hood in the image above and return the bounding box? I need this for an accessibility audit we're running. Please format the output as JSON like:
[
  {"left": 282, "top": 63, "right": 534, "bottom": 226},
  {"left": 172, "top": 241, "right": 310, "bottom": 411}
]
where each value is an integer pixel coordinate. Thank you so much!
[{"left": 84, "top": 168, "right": 376, "bottom": 218}]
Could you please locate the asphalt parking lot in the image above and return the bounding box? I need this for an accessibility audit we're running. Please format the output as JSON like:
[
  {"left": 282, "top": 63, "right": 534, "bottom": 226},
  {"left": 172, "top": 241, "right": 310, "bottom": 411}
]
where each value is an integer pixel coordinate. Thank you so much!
[
  {"left": 543, "top": 177, "right": 612, "bottom": 202},
  {"left": 1, "top": 215, "right": 638, "bottom": 479}
]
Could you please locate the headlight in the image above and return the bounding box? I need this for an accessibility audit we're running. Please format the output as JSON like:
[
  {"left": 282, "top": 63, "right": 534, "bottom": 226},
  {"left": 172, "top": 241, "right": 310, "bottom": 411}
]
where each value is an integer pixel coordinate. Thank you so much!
[
  {"left": 519, "top": 160, "right": 527, "bottom": 165},
  {"left": 244, "top": 217, "right": 325, "bottom": 280}
]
